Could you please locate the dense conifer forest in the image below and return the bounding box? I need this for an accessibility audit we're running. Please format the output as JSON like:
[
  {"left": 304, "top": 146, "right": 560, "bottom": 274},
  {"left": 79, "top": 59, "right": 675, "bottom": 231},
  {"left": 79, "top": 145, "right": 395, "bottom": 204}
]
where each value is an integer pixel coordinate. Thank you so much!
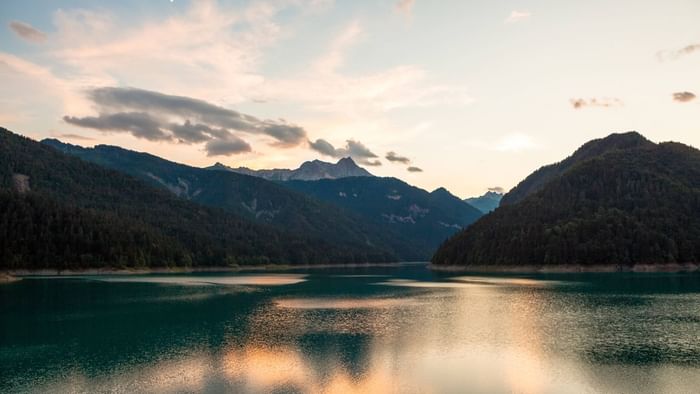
[
  {"left": 432, "top": 133, "right": 700, "bottom": 267},
  {"left": 0, "top": 128, "right": 396, "bottom": 270}
]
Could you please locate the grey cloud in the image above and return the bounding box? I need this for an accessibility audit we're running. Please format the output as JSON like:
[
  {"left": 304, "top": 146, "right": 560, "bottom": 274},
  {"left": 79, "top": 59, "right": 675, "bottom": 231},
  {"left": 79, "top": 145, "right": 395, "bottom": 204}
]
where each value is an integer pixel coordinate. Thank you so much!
[
  {"left": 308, "top": 138, "right": 338, "bottom": 156},
  {"left": 570, "top": 97, "right": 623, "bottom": 109},
  {"left": 262, "top": 122, "right": 307, "bottom": 146},
  {"left": 672, "top": 91, "right": 696, "bottom": 103},
  {"left": 205, "top": 136, "right": 252, "bottom": 156},
  {"left": 63, "top": 113, "right": 169, "bottom": 141},
  {"left": 9, "top": 21, "right": 47, "bottom": 43},
  {"left": 168, "top": 121, "right": 214, "bottom": 143},
  {"left": 488, "top": 186, "right": 505, "bottom": 193},
  {"left": 85, "top": 87, "right": 307, "bottom": 145},
  {"left": 385, "top": 151, "right": 411, "bottom": 164},
  {"left": 407, "top": 166, "right": 423, "bottom": 172},
  {"left": 308, "top": 138, "right": 381, "bottom": 166},
  {"left": 657, "top": 43, "right": 700, "bottom": 61},
  {"left": 64, "top": 86, "right": 311, "bottom": 156},
  {"left": 346, "top": 139, "right": 378, "bottom": 159}
]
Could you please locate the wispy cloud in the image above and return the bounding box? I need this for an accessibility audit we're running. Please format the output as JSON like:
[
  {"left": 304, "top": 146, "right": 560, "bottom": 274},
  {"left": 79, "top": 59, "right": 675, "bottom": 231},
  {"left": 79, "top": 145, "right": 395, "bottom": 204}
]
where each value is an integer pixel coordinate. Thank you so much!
[
  {"left": 407, "top": 166, "right": 422, "bottom": 172},
  {"left": 505, "top": 10, "right": 531, "bottom": 24},
  {"left": 657, "top": 43, "right": 700, "bottom": 61},
  {"left": 672, "top": 91, "right": 696, "bottom": 103},
  {"left": 488, "top": 186, "right": 504, "bottom": 193},
  {"left": 55, "top": 133, "right": 94, "bottom": 141},
  {"left": 309, "top": 138, "right": 381, "bottom": 166},
  {"left": 395, "top": 0, "right": 415, "bottom": 15},
  {"left": 570, "top": 97, "right": 623, "bottom": 109},
  {"left": 258, "top": 21, "right": 472, "bottom": 115},
  {"left": 8, "top": 21, "right": 47, "bottom": 43}
]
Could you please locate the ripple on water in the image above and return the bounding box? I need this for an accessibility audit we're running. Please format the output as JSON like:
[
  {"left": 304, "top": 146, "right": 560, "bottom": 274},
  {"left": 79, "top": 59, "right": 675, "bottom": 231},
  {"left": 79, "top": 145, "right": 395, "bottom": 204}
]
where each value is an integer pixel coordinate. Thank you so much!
[
  {"left": 90, "top": 274, "right": 308, "bottom": 286},
  {"left": 275, "top": 297, "right": 416, "bottom": 310}
]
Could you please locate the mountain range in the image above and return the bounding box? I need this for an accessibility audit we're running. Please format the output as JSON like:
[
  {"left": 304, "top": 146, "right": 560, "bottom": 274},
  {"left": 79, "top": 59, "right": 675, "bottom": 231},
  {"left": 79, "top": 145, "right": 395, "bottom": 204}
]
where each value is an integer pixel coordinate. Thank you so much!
[
  {"left": 207, "top": 157, "right": 373, "bottom": 181},
  {"left": 464, "top": 191, "right": 503, "bottom": 213},
  {"left": 42, "top": 138, "right": 429, "bottom": 261},
  {"left": 2, "top": 127, "right": 397, "bottom": 271},
  {"left": 43, "top": 137, "right": 479, "bottom": 260},
  {"left": 432, "top": 132, "right": 700, "bottom": 269},
  {"left": 283, "top": 179, "right": 483, "bottom": 253}
]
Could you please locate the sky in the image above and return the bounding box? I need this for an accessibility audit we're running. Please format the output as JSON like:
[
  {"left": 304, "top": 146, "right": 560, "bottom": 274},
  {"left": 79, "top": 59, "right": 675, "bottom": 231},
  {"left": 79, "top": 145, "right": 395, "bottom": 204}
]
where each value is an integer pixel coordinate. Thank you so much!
[{"left": 1, "top": 0, "right": 699, "bottom": 198}]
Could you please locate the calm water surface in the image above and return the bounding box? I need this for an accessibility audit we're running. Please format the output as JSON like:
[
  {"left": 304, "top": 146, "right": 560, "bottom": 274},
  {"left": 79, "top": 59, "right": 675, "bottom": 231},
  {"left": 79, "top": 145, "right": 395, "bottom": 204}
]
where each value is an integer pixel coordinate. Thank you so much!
[{"left": 1, "top": 264, "right": 700, "bottom": 393}]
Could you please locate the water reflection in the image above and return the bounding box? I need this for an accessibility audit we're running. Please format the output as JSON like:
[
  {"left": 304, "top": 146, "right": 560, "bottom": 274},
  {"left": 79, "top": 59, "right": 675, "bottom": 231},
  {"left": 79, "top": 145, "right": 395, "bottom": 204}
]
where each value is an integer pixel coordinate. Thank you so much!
[
  {"left": 275, "top": 297, "right": 414, "bottom": 309},
  {"left": 92, "top": 273, "right": 308, "bottom": 286},
  {"left": 2, "top": 268, "right": 700, "bottom": 393}
]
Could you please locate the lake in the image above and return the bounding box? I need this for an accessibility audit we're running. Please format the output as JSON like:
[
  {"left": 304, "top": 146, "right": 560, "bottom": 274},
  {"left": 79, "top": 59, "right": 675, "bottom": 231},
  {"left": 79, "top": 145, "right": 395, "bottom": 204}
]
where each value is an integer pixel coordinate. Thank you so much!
[{"left": 1, "top": 264, "right": 699, "bottom": 393}]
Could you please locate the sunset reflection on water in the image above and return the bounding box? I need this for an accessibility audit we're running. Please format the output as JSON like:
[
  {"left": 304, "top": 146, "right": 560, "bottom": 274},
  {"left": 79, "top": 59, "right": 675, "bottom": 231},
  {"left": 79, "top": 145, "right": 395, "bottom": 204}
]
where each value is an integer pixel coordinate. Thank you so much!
[{"left": 4, "top": 270, "right": 700, "bottom": 393}]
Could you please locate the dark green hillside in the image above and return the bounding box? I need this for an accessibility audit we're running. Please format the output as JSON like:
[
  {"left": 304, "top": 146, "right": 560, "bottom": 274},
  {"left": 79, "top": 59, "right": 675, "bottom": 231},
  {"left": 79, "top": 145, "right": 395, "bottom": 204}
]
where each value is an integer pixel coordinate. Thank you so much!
[
  {"left": 1, "top": 128, "right": 395, "bottom": 270},
  {"left": 283, "top": 177, "right": 483, "bottom": 253},
  {"left": 43, "top": 139, "right": 425, "bottom": 260},
  {"left": 500, "top": 132, "right": 654, "bottom": 206},
  {"left": 433, "top": 134, "right": 700, "bottom": 267}
]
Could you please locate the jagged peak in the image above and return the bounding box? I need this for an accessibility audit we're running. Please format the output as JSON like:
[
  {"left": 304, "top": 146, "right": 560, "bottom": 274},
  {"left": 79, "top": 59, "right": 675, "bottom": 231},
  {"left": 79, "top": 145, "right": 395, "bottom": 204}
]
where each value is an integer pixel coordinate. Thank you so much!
[{"left": 337, "top": 157, "right": 358, "bottom": 165}]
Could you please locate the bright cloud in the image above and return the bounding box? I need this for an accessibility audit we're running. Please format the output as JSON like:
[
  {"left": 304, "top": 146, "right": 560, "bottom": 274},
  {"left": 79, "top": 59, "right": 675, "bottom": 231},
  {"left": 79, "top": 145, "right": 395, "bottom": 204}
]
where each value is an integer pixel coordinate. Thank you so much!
[
  {"left": 495, "top": 133, "right": 539, "bottom": 152},
  {"left": 505, "top": 10, "right": 531, "bottom": 24}
]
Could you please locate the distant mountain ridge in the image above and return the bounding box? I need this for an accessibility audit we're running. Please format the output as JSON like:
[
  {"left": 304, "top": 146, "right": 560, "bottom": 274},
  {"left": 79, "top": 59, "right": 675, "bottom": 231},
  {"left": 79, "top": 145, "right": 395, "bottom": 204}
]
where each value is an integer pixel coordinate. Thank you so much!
[
  {"left": 283, "top": 178, "right": 484, "bottom": 254},
  {"left": 42, "top": 138, "right": 427, "bottom": 260},
  {"left": 207, "top": 157, "right": 374, "bottom": 181},
  {"left": 433, "top": 131, "right": 700, "bottom": 268},
  {"left": 464, "top": 191, "right": 503, "bottom": 213}
]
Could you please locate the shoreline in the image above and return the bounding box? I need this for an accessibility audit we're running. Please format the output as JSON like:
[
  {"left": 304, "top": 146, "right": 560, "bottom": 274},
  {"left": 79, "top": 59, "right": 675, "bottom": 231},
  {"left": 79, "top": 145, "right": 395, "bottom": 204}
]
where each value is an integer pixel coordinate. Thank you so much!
[
  {"left": 0, "top": 273, "right": 21, "bottom": 283},
  {"left": 429, "top": 263, "right": 700, "bottom": 273},
  {"left": 5, "top": 261, "right": 427, "bottom": 277}
]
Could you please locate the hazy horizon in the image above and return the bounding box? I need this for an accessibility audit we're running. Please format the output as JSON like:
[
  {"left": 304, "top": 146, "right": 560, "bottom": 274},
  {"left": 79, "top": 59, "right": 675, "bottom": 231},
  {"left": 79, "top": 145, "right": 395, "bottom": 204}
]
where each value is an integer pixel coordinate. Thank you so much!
[{"left": 1, "top": 0, "right": 699, "bottom": 197}]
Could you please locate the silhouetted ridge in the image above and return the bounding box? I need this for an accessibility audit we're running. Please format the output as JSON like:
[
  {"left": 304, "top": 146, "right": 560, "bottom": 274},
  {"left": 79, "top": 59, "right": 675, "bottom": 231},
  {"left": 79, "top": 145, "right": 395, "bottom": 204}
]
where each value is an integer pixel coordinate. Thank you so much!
[
  {"left": 433, "top": 132, "right": 700, "bottom": 268},
  {"left": 500, "top": 131, "right": 654, "bottom": 206}
]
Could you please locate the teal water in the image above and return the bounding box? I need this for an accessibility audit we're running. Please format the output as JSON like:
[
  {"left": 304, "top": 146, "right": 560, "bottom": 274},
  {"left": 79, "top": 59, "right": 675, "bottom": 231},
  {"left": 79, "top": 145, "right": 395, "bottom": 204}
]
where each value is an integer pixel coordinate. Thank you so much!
[{"left": 1, "top": 264, "right": 700, "bottom": 393}]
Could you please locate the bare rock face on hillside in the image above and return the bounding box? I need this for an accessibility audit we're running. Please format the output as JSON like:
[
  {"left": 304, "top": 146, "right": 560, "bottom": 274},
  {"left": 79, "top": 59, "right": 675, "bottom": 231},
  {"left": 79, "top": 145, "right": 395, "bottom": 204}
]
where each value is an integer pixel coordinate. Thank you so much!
[{"left": 12, "top": 174, "right": 30, "bottom": 194}]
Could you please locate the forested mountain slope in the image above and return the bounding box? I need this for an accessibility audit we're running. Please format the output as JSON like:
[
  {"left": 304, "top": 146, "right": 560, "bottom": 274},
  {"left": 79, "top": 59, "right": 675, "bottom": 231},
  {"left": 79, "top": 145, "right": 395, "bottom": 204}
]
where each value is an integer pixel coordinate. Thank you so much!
[
  {"left": 284, "top": 177, "right": 483, "bottom": 253},
  {"left": 433, "top": 133, "right": 700, "bottom": 268},
  {"left": 42, "top": 139, "right": 426, "bottom": 260},
  {"left": 500, "top": 132, "right": 654, "bottom": 206},
  {"left": 1, "top": 128, "right": 396, "bottom": 270}
]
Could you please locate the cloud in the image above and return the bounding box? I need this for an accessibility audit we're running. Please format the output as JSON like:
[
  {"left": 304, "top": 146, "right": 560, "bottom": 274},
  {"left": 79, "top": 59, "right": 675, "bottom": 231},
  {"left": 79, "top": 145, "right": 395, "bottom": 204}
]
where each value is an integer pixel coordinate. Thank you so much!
[
  {"left": 9, "top": 21, "right": 47, "bottom": 43},
  {"left": 672, "top": 91, "right": 696, "bottom": 103},
  {"left": 407, "top": 166, "right": 423, "bottom": 172},
  {"left": 657, "top": 43, "right": 700, "bottom": 61},
  {"left": 308, "top": 138, "right": 381, "bottom": 166},
  {"left": 56, "top": 133, "right": 94, "bottom": 141},
  {"left": 505, "top": 11, "right": 531, "bottom": 24},
  {"left": 395, "top": 0, "right": 415, "bottom": 15},
  {"left": 308, "top": 138, "right": 338, "bottom": 157},
  {"left": 205, "top": 136, "right": 252, "bottom": 156},
  {"left": 386, "top": 151, "right": 411, "bottom": 164},
  {"left": 64, "top": 86, "right": 308, "bottom": 155},
  {"left": 257, "top": 21, "right": 473, "bottom": 114},
  {"left": 570, "top": 97, "right": 623, "bottom": 109},
  {"left": 495, "top": 133, "right": 539, "bottom": 152},
  {"left": 488, "top": 186, "right": 504, "bottom": 193},
  {"left": 63, "top": 112, "right": 169, "bottom": 141}
]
